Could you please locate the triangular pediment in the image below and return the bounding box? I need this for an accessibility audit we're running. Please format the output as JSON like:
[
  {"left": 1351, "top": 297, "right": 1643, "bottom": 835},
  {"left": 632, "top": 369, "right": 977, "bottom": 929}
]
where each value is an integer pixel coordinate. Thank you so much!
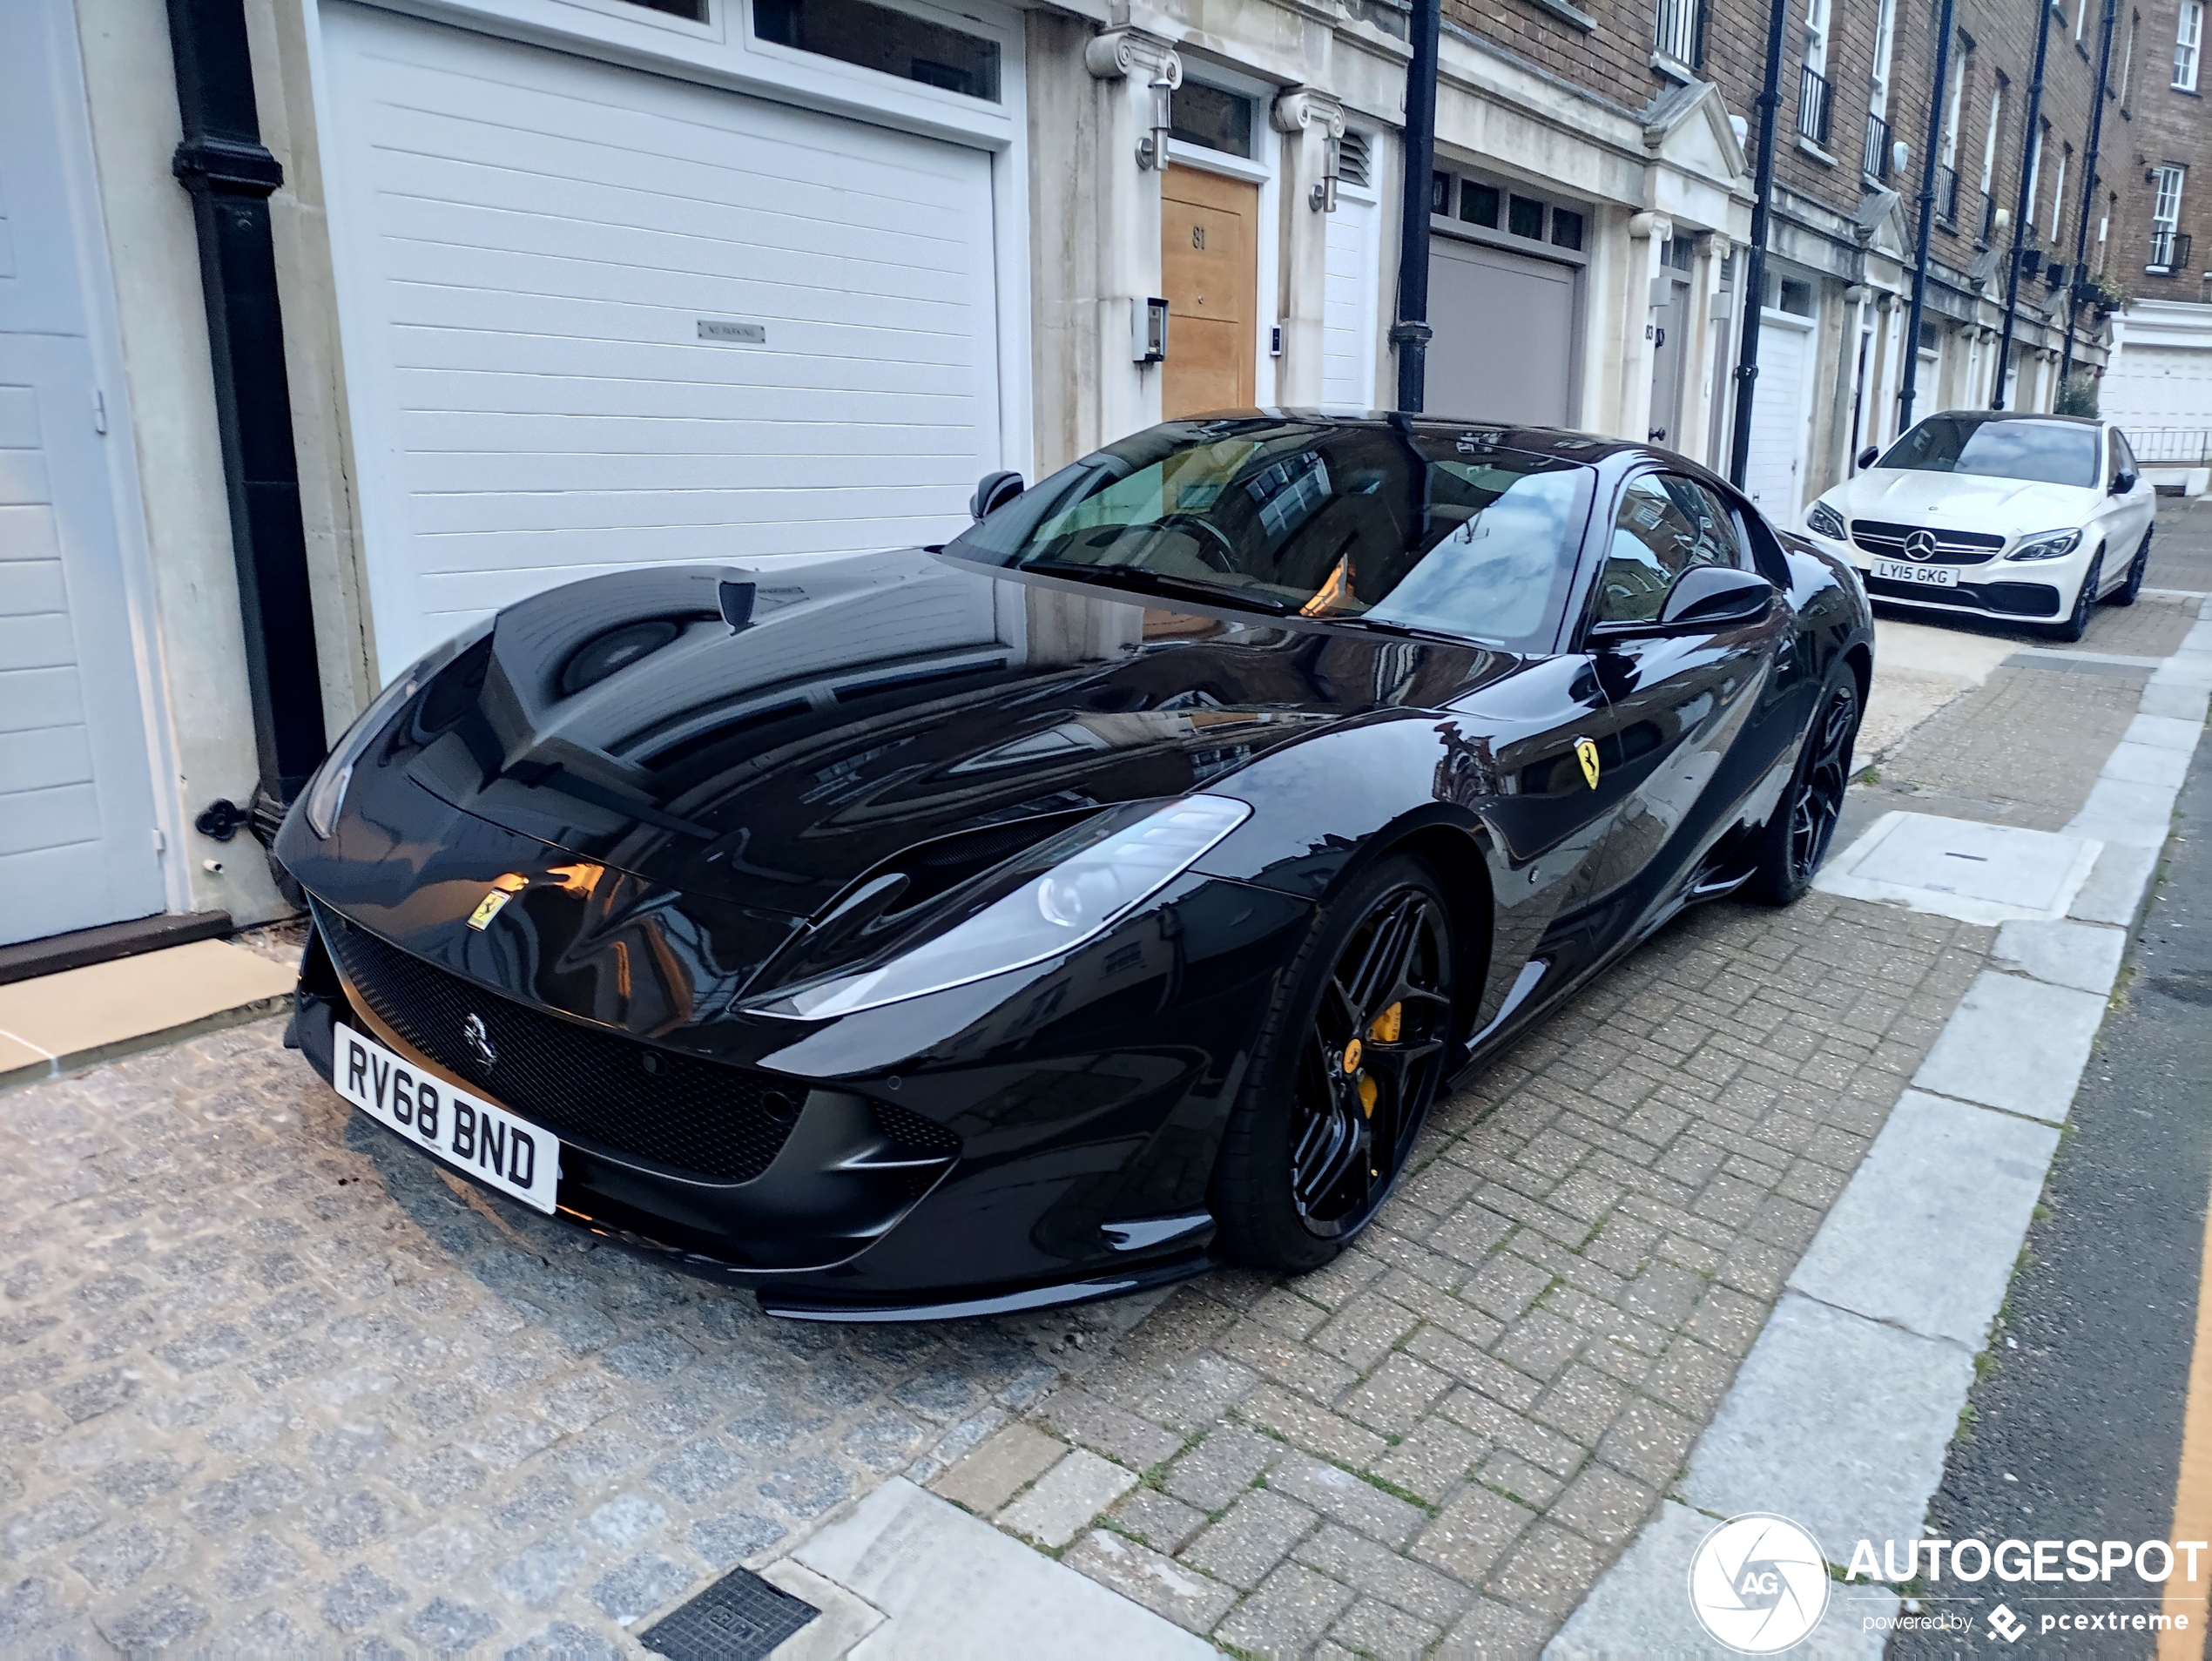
[
  {"left": 1642, "top": 80, "right": 1748, "bottom": 187},
  {"left": 1855, "top": 187, "right": 1912, "bottom": 259}
]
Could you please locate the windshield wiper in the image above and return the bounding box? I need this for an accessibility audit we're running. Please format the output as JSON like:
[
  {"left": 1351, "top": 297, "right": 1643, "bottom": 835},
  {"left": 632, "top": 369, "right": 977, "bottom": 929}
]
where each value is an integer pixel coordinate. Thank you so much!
[
  {"left": 1321, "top": 615, "right": 1479, "bottom": 647},
  {"left": 1020, "top": 559, "right": 1291, "bottom": 616}
]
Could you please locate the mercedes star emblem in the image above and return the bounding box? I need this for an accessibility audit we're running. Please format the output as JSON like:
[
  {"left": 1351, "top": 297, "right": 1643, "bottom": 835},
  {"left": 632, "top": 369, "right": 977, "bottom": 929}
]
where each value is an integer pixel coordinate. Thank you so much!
[
  {"left": 1904, "top": 529, "right": 1939, "bottom": 561},
  {"left": 463, "top": 1012, "right": 497, "bottom": 1071}
]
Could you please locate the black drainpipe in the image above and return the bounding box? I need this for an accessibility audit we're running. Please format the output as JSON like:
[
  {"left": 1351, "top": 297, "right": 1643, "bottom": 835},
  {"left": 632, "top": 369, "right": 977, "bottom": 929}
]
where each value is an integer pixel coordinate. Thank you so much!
[
  {"left": 1726, "top": 0, "right": 1791, "bottom": 488},
  {"left": 167, "top": 0, "right": 327, "bottom": 835},
  {"left": 1391, "top": 0, "right": 1441, "bottom": 411},
  {"left": 1991, "top": 0, "right": 2054, "bottom": 408},
  {"left": 1897, "top": 0, "right": 1957, "bottom": 435}
]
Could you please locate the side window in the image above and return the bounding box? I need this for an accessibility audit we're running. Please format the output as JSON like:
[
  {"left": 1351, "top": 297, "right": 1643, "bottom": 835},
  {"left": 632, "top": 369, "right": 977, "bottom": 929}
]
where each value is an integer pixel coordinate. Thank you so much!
[
  {"left": 2115, "top": 430, "right": 2139, "bottom": 477},
  {"left": 1595, "top": 474, "right": 1739, "bottom": 625}
]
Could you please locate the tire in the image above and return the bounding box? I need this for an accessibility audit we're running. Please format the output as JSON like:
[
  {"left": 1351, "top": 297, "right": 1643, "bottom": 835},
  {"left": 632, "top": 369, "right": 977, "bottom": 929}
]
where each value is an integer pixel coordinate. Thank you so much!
[
  {"left": 2110, "top": 530, "right": 2151, "bottom": 606},
  {"left": 1211, "top": 855, "right": 1457, "bottom": 1273},
  {"left": 2046, "top": 549, "right": 2103, "bottom": 642},
  {"left": 1744, "top": 670, "right": 1861, "bottom": 907}
]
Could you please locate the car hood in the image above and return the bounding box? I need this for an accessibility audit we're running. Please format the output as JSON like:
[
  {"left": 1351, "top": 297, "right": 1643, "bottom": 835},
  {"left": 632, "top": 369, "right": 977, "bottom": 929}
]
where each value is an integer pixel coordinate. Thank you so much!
[
  {"left": 381, "top": 551, "right": 1521, "bottom": 920},
  {"left": 1833, "top": 469, "right": 2098, "bottom": 535}
]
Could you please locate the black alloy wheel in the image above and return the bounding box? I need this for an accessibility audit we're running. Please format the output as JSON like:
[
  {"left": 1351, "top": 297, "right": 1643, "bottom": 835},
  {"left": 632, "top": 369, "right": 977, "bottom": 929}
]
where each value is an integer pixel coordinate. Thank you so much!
[
  {"left": 1211, "top": 856, "right": 1457, "bottom": 1272},
  {"left": 2110, "top": 531, "right": 2151, "bottom": 607},
  {"left": 1747, "top": 673, "right": 1861, "bottom": 906},
  {"left": 2049, "top": 549, "right": 2104, "bottom": 643}
]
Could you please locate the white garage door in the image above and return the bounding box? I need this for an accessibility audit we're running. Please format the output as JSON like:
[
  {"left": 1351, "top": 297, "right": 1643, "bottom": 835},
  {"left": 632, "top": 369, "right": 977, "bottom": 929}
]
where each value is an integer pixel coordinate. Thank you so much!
[
  {"left": 1322, "top": 189, "right": 1380, "bottom": 407},
  {"left": 1742, "top": 313, "right": 1814, "bottom": 523},
  {"left": 1426, "top": 238, "right": 1579, "bottom": 427},
  {"left": 323, "top": 3, "right": 1004, "bottom": 679},
  {"left": 2101, "top": 343, "right": 2212, "bottom": 430},
  {"left": 0, "top": 1, "right": 165, "bottom": 947}
]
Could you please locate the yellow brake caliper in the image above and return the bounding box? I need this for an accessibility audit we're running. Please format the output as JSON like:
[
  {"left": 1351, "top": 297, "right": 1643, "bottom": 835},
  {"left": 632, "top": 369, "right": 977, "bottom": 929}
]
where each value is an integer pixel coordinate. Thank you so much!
[{"left": 1357, "top": 1002, "right": 1401, "bottom": 1117}]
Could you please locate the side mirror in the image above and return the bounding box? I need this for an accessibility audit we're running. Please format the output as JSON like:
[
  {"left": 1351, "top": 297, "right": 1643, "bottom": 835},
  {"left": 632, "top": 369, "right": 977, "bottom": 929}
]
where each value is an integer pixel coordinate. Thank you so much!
[
  {"left": 1856, "top": 445, "right": 1881, "bottom": 469},
  {"left": 970, "top": 470, "right": 1025, "bottom": 521},
  {"left": 2111, "top": 469, "right": 2138, "bottom": 496},
  {"left": 1592, "top": 566, "right": 1775, "bottom": 642}
]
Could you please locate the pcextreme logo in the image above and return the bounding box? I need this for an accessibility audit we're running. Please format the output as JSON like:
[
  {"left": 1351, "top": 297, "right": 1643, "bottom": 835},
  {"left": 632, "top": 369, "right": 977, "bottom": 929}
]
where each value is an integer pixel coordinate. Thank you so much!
[{"left": 1688, "top": 1514, "right": 1831, "bottom": 1653}]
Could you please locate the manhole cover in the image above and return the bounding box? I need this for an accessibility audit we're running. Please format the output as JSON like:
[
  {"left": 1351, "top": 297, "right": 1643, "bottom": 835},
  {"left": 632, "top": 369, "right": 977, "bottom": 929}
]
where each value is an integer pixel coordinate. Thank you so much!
[
  {"left": 640, "top": 1565, "right": 819, "bottom": 1661},
  {"left": 1815, "top": 811, "right": 2101, "bottom": 924}
]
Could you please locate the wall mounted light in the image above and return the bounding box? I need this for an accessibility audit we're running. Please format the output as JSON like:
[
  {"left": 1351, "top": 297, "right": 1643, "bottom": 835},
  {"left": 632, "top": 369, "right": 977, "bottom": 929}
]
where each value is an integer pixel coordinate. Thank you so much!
[
  {"left": 1312, "top": 133, "right": 1341, "bottom": 213},
  {"left": 1136, "top": 69, "right": 1175, "bottom": 170}
]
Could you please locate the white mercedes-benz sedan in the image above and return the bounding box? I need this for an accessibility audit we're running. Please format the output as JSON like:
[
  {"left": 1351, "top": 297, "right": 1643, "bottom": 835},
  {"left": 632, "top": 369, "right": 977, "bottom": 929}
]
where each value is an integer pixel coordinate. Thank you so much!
[{"left": 1799, "top": 411, "right": 2158, "bottom": 641}]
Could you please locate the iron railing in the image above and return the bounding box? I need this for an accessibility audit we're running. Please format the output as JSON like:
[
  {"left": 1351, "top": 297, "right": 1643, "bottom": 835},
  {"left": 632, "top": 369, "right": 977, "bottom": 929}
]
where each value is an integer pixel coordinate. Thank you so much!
[
  {"left": 1937, "top": 165, "right": 1959, "bottom": 223},
  {"left": 1863, "top": 112, "right": 1890, "bottom": 179},
  {"left": 1979, "top": 191, "right": 1997, "bottom": 241},
  {"left": 2128, "top": 429, "right": 2212, "bottom": 464},
  {"left": 1655, "top": 0, "right": 1701, "bottom": 64},
  {"left": 2148, "top": 230, "right": 2195, "bottom": 272},
  {"left": 1797, "top": 65, "right": 1832, "bottom": 146}
]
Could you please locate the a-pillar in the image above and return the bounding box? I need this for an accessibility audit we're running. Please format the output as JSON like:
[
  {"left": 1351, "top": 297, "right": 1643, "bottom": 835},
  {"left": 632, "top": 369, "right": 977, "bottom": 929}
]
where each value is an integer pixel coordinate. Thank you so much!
[{"left": 1270, "top": 85, "right": 1345, "bottom": 407}]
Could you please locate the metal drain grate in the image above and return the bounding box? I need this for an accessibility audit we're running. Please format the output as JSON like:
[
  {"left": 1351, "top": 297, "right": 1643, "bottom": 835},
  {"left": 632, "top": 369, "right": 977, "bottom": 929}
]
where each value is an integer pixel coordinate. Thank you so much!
[{"left": 639, "top": 1566, "right": 819, "bottom": 1660}]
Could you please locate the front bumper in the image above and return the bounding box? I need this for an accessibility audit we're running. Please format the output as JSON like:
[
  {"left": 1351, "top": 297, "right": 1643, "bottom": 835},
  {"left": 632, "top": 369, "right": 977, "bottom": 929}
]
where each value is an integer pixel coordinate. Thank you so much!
[
  {"left": 287, "top": 864, "right": 1310, "bottom": 1317},
  {"left": 1803, "top": 528, "right": 2072, "bottom": 620}
]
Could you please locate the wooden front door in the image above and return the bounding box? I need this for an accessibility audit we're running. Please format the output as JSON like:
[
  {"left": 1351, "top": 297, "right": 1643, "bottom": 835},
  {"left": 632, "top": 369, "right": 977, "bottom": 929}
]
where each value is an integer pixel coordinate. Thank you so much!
[{"left": 1160, "top": 165, "right": 1258, "bottom": 419}]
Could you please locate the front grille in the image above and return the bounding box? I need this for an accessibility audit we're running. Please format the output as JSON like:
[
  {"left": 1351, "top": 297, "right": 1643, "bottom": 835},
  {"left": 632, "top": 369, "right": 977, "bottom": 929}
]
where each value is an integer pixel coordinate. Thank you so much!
[
  {"left": 320, "top": 908, "right": 804, "bottom": 1184},
  {"left": 1851, "top": 519, "right": 2007, "bottom": 564},
  {"left": 1865, "top": 576, "right": 2061, "bottom": 616}
]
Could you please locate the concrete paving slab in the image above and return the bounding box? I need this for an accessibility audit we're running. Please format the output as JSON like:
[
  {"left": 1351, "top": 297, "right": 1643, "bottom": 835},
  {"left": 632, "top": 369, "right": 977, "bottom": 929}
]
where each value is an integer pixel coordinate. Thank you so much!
[
  {"left": 2154, "top": 652, "right": 2212, "bottom": 689},
  {"left": 1786, "top": 1090, "right": 2059, "bottom": 1347},
  {"left": 2138, "top": 681, "right": 2211, "bottom": 724},
  {"left": 1911, "top": 970, "right": 2107, "bottom": 1124},
  {"left": 2126, "top": 712, "right": 2207, "bottom": 753},
  {"left": 761, "top": 1560, "right": 887, "bottom": 1660},
  {"left": 2065, "top": 777, "right": 2183, "bottom": 847},
  {"left": 1680, "top": 1293, "right": 1977, "bottom": 1558},
  {"left": 2101, "top": 740, "right": 2194, "bottom": 788},
  {"left": 1992, "top": 916, "right": 2128, "bottom": 993},
  {"left": 1545, "top": 1500, "right": 1895, "bottom": 1661},
  {"left": 0, "top": 938, "right": 293, "bottom": 1065},
  {"left": 1814, "top": 812, "right": 2101, "bottom": 925},
  {"left": 790, "top": 1479, "right": 1213, "bottom": 1658},
  {"left": 2067, "top": 841, "right": 2159, "bottom": 925}
]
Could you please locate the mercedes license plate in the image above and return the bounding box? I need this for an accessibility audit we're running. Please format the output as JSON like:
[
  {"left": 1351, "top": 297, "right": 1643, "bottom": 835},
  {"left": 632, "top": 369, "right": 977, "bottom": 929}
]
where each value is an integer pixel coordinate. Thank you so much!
[
  {"left": 333, "top": 1023, "right": 560, "bottom": 1212},
  {"left": 1871, "top": 558, "right": 1958, "bottom": 588}
]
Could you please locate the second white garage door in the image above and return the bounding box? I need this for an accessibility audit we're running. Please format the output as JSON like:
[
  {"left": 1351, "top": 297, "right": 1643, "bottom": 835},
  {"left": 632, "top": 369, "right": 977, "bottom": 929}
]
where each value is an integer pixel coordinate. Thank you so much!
[{"left": 322, "top": 3, "right": 1004, "bottom": 679}]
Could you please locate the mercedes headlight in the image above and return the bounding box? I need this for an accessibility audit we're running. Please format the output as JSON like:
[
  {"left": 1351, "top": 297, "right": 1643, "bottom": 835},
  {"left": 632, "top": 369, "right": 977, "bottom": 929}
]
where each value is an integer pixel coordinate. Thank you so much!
[
  {"left": 2006, "top": 528, "right": 2083, "bottom": 562},
  {"left": 1804, "top": 500, "right": 1848, "bottom": 542},
  {"left": 747, "top": 795, "right": 1251, "bottom": 1020},
  {"left": 303, "top": 618, "right": 495, "bottom": 839}
]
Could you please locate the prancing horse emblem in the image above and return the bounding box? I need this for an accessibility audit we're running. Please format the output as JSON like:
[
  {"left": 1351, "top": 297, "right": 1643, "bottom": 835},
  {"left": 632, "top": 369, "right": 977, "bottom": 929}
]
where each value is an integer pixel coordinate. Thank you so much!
[
  {"left": 1575, "top": 737, "right": 1602, "bottom": 790},
  {"left": 463, "top": 1013, "right": 497, "bottom": 1071},
  {"left": 1904, "top": 529, "right": 1939, "bottom": 560}
]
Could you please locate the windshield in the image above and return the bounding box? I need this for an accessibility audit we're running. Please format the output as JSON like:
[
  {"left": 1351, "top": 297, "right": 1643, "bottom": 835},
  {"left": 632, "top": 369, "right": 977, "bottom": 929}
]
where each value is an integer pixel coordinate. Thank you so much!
[
  {"left": 945, "top": 417, "right": 1592, "bottom": 652},
  {"left": 1875, "top": 416, "right": 2101, "bottom": 489}
]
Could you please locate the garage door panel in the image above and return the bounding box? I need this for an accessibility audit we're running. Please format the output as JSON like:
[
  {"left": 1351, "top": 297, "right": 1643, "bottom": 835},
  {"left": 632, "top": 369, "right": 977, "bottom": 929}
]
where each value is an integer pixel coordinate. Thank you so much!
[
  {"left": 0, "top": 666, "right": 85, "bottom": 736},
  {"left": 327, "top": 3, "right": 1002, "bottom": 678},
  {"left": 1426, "top": 239, "right": 1576, "bottom": 427}
]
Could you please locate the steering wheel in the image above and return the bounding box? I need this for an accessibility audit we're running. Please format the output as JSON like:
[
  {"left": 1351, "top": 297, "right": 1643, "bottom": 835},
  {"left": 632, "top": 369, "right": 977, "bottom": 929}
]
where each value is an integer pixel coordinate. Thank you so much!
[{"left": 1154, "top": 514, "right": 1241, "bottom": 573}]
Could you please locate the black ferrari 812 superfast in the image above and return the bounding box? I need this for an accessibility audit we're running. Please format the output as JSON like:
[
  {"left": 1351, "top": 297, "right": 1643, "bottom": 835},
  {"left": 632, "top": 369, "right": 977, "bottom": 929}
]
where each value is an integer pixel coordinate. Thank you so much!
[{"left": 276, "top": 413, "right": 1871, "bottom": 1319}]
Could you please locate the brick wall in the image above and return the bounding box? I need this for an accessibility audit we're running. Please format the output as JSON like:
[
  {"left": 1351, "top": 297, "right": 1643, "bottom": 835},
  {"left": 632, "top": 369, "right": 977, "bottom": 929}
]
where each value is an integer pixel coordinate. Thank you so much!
[{"left": 2107, "top": 0, "right": 2212, "bottom": 299}]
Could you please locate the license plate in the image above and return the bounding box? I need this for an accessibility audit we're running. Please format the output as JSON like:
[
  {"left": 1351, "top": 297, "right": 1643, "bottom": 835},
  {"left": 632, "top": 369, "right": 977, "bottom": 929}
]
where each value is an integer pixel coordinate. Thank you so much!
[
  {"left": 333, "top": 1023, "right": 560, "bottom": 1213},
  {"left": 1871, "top": 558, "right": 1959, "bottom": 588}
]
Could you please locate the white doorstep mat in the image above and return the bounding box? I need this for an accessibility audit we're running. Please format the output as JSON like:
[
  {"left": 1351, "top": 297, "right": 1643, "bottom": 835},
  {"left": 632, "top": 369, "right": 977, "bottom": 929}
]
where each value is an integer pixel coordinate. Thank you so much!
[{"left": 1813, "top": 811, "right": 2102, "bottom": 926}]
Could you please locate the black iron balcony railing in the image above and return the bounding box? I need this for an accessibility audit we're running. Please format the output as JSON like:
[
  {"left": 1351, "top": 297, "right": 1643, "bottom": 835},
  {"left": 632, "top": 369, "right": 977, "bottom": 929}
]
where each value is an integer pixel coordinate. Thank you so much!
[
  {"left": 1937, "top": 165, "right": 1959, "bottom": 224},
  {"left": 1798, "top": 65, "right": 1832, "bottom": 146},
  {"left": 1863, "top": 112, "right": 1890, "bottom": 179},
  {"left": 2149, "top": 230, "right": 2194, "bottom": 272},
  {"left": 1655, "top": 0, "right": 1701, "bottom": 64},
  {"left": 1979, "top": 191, "right": 1997, "bottom": 242}
]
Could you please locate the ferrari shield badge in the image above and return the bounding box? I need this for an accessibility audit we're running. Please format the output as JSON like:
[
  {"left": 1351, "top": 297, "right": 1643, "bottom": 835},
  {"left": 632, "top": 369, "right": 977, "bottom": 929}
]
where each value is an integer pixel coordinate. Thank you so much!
[
  {"left": 1575, "top": 738, "right": 1602, "bottom": 790},
  {"left": 467, "top": 874, "right": 530, "bottom": 931}
]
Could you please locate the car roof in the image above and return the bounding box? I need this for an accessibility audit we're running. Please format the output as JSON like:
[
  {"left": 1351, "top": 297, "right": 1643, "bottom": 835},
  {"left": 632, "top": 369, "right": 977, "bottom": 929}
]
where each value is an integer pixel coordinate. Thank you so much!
[
  {"left": 1221, "top": 408, "right": 1661, "bottom": 465},
  {"left": 1917, "top": 409, "right": 2104, "bottom": 428}
]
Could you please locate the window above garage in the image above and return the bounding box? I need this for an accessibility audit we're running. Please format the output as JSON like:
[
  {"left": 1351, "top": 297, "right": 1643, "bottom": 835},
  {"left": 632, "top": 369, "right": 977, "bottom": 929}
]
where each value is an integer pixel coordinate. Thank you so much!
[
  {"left": 1430, "top": 168, "right": 1589, "bottom": 264},
  {"left": 752, "top": 0, "right": 1001, "bottom": 100}
]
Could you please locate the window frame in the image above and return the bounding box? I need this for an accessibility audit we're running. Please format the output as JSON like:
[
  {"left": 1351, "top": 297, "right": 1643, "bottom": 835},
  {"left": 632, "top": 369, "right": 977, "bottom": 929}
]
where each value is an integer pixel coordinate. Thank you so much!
[{"left": 2178, "top": 0, "right": 2204, "bottom": 89}]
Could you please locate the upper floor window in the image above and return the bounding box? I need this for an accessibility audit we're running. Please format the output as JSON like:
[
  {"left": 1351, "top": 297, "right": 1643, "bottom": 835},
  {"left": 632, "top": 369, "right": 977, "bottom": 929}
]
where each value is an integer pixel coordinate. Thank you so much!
[
  {"left": 2149, "top": 164, "right": 2188, "bottom": 270},
  {"left": 2177, "top": 0, "right": 2203, "bottom": 89},
  {"left": 752, "top": 0, "right": 1001, "bottom": 100},
  {"left": 1655, "top": 0, "right": 1703, "bottom": 66},
  {"left": 2121, "top": 9, "right": 2141, "bottom": 102}
]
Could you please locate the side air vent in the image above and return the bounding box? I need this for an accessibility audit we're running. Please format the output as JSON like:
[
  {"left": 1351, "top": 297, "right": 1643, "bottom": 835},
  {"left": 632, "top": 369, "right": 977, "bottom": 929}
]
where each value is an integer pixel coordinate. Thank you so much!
[{"left": 1338, "top": 130, "right": 1372, "bottom": 188}]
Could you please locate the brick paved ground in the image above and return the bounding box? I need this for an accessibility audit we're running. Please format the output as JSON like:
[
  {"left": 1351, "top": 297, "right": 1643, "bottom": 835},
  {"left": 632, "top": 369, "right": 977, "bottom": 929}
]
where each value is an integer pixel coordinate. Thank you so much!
[
  {"left": 0, "top": 1023, "right": 1157, "bottom": 1657},
  {"left": 934, "top": 891, "right": 1994, "bottom": 1657}
]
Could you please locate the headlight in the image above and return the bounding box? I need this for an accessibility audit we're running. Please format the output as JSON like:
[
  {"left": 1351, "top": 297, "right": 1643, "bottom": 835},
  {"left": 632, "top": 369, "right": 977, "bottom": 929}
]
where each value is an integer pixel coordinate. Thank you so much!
[
  {"left": 1805, "top": 501, "right": 1848, "bottom": 542},
  {"left": 302, "top": 618, "right": 494, "bottom": 838},
  {"left": 2006, "top": 528, "right": 2083, "bottom": 562},
  {"left": 748, "top": 794, "right": 1251, "bottom": 1020}
]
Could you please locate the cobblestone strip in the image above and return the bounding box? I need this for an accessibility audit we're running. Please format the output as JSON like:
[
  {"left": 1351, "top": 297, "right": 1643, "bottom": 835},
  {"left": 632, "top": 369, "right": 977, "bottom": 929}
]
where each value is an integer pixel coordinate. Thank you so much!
[
  {"left": 928, "top": 895, "right": 1992, "bottom": 1657},
  {"left": 0, "top": 1023, "right": 1155, "bottom": 1658}
]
